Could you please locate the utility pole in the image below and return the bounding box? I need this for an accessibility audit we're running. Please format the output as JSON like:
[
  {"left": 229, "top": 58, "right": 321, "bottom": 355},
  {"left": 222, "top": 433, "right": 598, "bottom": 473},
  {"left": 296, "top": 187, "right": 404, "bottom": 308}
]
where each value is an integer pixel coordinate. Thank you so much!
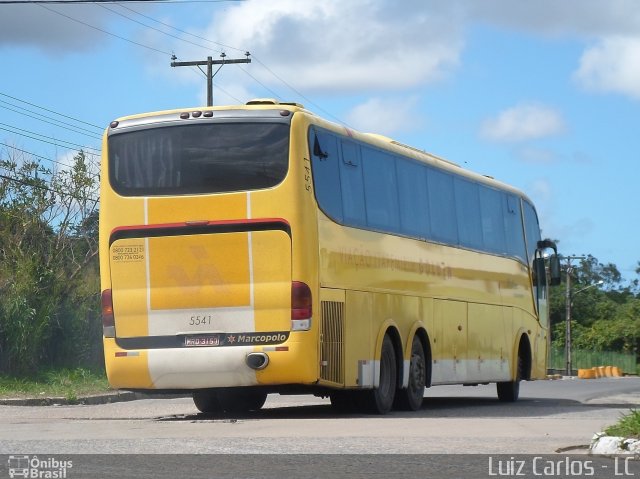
[
  {"left": 564, "top": 255, "right": 585, "bottom": 376},
  {"left": 171, "top": 52, "right": 251, "bottom": 106}
]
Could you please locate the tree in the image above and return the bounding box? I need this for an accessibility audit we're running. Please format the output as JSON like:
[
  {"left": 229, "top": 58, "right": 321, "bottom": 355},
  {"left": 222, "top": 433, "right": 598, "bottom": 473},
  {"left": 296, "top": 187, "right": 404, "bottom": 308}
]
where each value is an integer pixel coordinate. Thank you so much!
[
  {"left": 0, "top": 146, "right": 100, "bottom": 374},
  {"left": 632, "top": 261, "right": 640, "bottom": 296},
  {"left": 572, "top": 254, "right": 622, "bottom": 288}
]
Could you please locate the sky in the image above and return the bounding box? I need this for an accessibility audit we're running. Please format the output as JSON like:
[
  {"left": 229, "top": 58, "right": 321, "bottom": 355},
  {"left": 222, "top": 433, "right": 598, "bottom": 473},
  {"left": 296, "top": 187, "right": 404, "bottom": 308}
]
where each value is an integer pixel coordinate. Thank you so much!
[{"left": 0, "top": 0, "right": 639, "bottom": 281}]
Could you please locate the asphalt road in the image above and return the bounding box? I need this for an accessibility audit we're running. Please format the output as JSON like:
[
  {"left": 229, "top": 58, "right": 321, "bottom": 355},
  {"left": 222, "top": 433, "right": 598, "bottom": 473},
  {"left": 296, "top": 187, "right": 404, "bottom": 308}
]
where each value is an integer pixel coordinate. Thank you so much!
[{"left": 1, "top": 377, "right": 638, "bottom": 457}]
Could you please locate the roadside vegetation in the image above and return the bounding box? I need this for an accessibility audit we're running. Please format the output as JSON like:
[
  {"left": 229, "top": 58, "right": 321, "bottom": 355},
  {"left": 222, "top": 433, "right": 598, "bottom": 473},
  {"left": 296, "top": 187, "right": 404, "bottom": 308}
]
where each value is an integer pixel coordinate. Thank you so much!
[
  {"left": 548, "top": 255, "right": 640, "bottom": 373},
  {"left": 605, "top": 410, "right": 640, "bottom": 439},
  {"left": 1, "top": 149, "right": 102, "bottom": 377},
  {"left": 0, "top": 367, "right": 110, "bottom": 401}
]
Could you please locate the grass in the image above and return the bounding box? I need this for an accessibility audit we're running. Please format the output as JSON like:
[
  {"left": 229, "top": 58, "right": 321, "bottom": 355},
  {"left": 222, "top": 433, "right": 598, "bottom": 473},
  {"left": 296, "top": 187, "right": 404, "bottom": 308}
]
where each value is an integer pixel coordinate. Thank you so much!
[
  {"left": 0, "top": 368, "right": 111, "bottom": 401},
  {"left": 605, "top": 409, "right": 640, "bottom": 439}
]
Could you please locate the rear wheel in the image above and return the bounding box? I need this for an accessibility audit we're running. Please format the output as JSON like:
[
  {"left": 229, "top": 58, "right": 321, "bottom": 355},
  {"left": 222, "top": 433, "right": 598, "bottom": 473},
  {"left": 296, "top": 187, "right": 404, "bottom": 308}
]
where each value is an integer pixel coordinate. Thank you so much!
[
  {"left": 218, "top": 389, "right": 268, "bottom": 412},
  {"left": 193, "top": 389, "right": 221, "bottom": 414},
  {"left": 329, "top": 391, "right": 359, "bottom": 413},
  {"left": 394, "top": 336, "right": 426, "bottom": 411},
  {"left": 193, "top": 388, "right": 268, "bottom": 414},
  {"left": 497, "top": 353, "right": 523, "bottom": 402},
  {"left": 361, "top": 335, "right": 397, "bottom": 414}
]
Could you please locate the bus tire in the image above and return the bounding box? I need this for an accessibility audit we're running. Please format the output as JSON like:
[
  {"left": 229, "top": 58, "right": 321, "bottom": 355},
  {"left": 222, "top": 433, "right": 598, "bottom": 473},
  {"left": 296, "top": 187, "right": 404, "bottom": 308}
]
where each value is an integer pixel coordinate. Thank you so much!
[
  {"left": 217, "top": 388, "right": 268, "bottom": 412},
  {"left": 329, "top": 391, "right": 359, "bottom": 413},
  {"left": 193, "top": 389, "right": 221, "bottom": 414},
  {"left": 497, "top": 352, "right": 523, "bottom": 402},
  {"left": 362, "top": 335, "right": 397, "bottom": 415},
  {"left": 394, "top": 336, "right": 426, "bottom": 411},
  {"left": 193, "top": 388, "right": 267, "bottom": 413}
]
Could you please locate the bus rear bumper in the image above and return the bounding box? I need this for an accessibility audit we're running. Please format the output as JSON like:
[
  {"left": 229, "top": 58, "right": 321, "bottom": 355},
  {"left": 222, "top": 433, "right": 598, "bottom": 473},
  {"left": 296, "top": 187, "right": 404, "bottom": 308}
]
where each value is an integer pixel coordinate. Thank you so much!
[{"left": 103, "top": 334, "right": 317, "bottom": 390}]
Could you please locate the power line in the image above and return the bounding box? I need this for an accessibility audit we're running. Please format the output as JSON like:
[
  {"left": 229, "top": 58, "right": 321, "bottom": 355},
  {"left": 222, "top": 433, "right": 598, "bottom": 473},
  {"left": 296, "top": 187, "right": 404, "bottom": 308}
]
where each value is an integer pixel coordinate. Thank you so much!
[
  {"left": 117, "top": 2, "right": 244, "bottom": 54},
  {"left": 106, "top": 3, "right": 271, "bottom": 105},
  {"left": 0, "top": 143, "right": 100, "bottom": 178},
  {"left": 0, "top": 102, "right": 103, "bottom": 140},
  {"left": 250, "top": 55, "right": 352, "bottom": 128},
  {"left": 107, "top": 3, "right": 282, "bottom": 105},
  {"left": 0, "top": 0, "right": 245, "bottom": 4},
  {"left": 0, "top": 93, "right": 102, "bottom": 175},
  {"left": 236, "top": 65, "right": 282, "bottom": 99},
  {"left": 0, "top": 92, "right": 102, "bottom": 130},
  {"left": 0, "top": 173, "right": 99, "bottom": 203},
  {"left": 104, "top": 5, "right": 349, "bottom": 126},
  {"left": 0, "top": 123, "right": 101, "bottom": 154},
  {"left": 115, "top": 5, "right": 302, "bottom": 108},
  {"left": 97, "top": 3, "right": 222, "bottom": 54},
  {"left": 171, "top": 53, "right": 251, "bottom": 106},
  {"left": 38, "top": 3, "right": 173, "bottom": 57},
  {"left": 8, "top": 1, "right": 348, "bottom": 127}
]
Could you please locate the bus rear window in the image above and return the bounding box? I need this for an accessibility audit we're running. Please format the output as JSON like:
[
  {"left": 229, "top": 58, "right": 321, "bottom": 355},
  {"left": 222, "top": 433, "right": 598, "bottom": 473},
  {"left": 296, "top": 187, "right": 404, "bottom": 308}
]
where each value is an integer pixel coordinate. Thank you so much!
[{"left": 108, "top": 122, "right": 290, "bottom": 196}]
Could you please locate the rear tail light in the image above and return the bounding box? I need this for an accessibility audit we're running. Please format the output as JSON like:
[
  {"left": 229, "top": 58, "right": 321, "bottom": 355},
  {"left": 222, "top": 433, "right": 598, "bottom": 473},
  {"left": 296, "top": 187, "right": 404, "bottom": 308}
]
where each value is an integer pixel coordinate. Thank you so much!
[
  {"left": 291, "top": 281, "right": 312, "bottom": 331},
  {"left": 101, "top": 289, "right": 115, "bottom": 338}
]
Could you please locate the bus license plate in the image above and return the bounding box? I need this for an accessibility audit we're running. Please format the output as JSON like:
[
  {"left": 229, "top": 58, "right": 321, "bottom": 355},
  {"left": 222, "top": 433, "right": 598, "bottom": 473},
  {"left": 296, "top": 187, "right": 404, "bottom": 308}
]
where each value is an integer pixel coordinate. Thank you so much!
[{"left": 185, "top": 336, "right": 220, "bottom": 347}]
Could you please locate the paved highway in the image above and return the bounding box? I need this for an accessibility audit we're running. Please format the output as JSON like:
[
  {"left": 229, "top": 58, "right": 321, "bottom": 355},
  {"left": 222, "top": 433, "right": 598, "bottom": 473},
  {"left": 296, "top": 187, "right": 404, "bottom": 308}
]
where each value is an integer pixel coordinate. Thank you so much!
[{"left": 1, "top": 377, "right": 638, "bottom": 456}]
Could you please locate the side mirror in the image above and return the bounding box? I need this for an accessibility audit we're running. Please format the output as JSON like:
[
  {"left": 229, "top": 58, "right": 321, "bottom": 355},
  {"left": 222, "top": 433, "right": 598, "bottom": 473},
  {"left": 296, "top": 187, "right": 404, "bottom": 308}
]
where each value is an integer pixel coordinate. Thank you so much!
[
  {"left": 537, "top": 239, "right": 557, "bottom": 251},
  {"left": 549, "top": 254, "right": 561, "bottom": 286}
]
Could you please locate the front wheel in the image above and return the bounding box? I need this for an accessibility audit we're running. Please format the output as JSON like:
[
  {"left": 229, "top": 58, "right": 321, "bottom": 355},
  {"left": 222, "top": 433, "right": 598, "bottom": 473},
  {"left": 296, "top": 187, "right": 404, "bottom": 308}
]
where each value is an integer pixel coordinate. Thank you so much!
[
  {"left": 361, "top": 335, "right": 397, "bottom": 414},
  {"left": 497, "top": 354, "right": 522, "bottom": 402}
]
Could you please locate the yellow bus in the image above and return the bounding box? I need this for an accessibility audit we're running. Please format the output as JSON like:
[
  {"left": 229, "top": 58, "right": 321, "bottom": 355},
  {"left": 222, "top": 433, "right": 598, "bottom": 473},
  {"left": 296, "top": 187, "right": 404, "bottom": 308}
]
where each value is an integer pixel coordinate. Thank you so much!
[{"left": 100, "top": 99, "right": 560, "bottom": 414}]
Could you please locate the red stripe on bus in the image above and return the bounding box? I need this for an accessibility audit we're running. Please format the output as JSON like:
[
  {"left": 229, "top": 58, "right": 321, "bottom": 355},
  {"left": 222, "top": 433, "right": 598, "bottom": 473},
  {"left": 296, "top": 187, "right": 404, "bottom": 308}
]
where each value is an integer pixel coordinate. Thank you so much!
[{"left": 111, "top": 218, "right": 290, "bottom": 236}]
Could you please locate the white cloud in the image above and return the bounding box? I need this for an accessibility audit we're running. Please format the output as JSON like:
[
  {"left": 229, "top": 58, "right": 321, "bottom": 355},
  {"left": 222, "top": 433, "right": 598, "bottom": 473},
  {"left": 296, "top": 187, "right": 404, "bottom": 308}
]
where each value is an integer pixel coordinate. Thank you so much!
[
  {"left": 345, "top": 97, "right": 423, "bottom": 136},
  {"left": 0, "top": 4, "right": 112, "bottom": 52},
  {"left": 480, "top": 103, "right": 565, "bottom": 142},
  {"left": 574, "top": 36, "right": 640, "bottom": 100},
  {"left": 464, "top": 0, "right": 640, "bottom": 38},
  {"left": 192, "top": 0, "right": 465, "bottom": 93}
]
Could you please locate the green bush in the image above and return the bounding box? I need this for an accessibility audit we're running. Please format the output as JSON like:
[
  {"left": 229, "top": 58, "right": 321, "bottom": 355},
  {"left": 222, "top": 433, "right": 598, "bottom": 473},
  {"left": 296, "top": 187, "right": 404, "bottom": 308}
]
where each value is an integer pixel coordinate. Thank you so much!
[{"left": 0, "top": 150, "right": 102, "bottom": 375}]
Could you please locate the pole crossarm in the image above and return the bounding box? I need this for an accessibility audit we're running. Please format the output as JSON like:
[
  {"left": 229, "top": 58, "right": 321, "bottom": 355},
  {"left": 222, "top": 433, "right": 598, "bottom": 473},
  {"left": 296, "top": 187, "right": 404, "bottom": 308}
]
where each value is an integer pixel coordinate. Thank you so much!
[
  {"left": 170, "top": 53, "right": 251, "bottom": 106},
  {"left": 170, "top": 58, "right": 252, "bottom": 67}
]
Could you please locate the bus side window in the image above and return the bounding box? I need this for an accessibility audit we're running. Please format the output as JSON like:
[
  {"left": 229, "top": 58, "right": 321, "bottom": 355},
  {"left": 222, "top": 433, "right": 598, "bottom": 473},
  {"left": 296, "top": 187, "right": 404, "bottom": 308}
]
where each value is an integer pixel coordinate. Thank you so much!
[
  {"left": 427, "top": 168, "right": 458, "bottom": 244},
  {"left": 362, "top": 146, "right": 400, "bottom": 232},
  {"left": 522, "top": 201, "right": 541, "bottom": 265},
  {"left": 396, "top": 158, "right": 430, "bottom": 239},
  {"left": 504, "top": 194, "right": 527, "bottom": 262},
  {"left": 309, "top": 130, "right": 343, "bottom": 222},
  {"left": 339, "top": 140, "right": 366, "bottom": 227},
  {"left": 454, "top": 177, "right": 482, "bottom": 250},
  {"left": 479, "top": 186, "right": 507, "bottom": 254}
]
